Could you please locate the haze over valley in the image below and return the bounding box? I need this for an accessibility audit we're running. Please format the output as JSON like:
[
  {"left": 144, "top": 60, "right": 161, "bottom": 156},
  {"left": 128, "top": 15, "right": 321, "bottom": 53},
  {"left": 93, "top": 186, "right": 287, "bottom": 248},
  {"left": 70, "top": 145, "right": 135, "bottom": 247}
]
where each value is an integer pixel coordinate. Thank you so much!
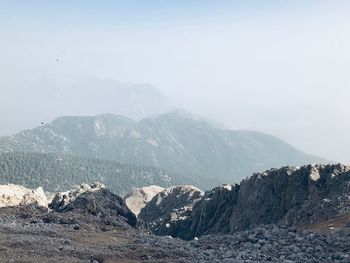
[
  {"left": 1, "top": 1, "right": 350, "bottom": 262},
  {"left": 1, "top": 1, "right": 350, "bottom": 163}
]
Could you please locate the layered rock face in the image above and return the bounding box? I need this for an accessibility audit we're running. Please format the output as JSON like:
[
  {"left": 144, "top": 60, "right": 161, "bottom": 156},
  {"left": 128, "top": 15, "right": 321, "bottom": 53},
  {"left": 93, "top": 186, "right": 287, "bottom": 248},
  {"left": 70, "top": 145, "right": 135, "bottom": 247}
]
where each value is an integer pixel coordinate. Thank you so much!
[
  {"left": 138, "top": 164, "right": 350, "bottom": 239},
  {"left": 0, "top": 184, "right": 49, "bottom": 207},
  {"left": 190, "top": 164, "right": 350, "bottom": 237},
  {"left": 139, "top": 185, "right": 203, "bottom": 239},
  {"left": 124, "top": 185, "right": 164, "bottom": 216},
  {"left": 190, "top": 184, "right": 239, "bottom": 237}
]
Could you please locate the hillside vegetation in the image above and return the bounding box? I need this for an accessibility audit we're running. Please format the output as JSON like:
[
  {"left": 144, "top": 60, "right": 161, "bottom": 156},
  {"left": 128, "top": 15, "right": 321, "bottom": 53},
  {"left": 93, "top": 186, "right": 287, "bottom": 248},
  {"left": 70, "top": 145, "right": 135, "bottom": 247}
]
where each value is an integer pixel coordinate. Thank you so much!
[
  {"left": 0, "top": 152, "right": 194, "bottom": 195},
  {"left": 0, "top": 110, "right": 325, "bottom": 188}
]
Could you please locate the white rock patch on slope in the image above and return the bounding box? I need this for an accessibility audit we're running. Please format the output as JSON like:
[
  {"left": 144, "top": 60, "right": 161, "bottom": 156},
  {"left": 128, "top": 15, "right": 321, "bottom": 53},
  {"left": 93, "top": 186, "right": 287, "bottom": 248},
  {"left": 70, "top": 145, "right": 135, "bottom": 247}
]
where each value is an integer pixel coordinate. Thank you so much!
[
  {"left": 124, "top": 185, "right": 164, "bottom": 216},
  {"left": 0, "top": 184, "right": 48, "bottom": 207}
]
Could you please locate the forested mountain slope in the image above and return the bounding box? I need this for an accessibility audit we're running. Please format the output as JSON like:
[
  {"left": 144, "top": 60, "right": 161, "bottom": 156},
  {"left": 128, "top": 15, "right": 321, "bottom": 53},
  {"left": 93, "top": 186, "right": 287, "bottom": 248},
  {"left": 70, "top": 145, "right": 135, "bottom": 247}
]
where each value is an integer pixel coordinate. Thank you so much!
[
  {"left": 0, "top": 110, "right": 326, "bottom": 188},
  {"left": 0, "top": 152, "right": 194, "bottom": 195}
]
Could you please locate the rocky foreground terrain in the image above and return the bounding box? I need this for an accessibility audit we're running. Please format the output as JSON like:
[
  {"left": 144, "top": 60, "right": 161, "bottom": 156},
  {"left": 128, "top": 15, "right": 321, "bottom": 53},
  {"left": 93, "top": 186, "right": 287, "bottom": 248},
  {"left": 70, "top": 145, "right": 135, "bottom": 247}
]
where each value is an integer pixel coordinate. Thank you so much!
[
  {"left": 0, "top": 164, "right": 350, "bottom": 262},
  {"left": 1, "top": 206, "right": 350, "bottom": 263}
]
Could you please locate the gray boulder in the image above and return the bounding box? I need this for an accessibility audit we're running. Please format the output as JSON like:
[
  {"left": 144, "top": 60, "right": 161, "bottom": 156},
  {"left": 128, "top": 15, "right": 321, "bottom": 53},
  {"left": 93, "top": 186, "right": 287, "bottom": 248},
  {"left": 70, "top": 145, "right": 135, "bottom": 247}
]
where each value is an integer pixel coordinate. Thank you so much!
[{"left": 49, "top": 182, "right": 137, "bottom": 228}]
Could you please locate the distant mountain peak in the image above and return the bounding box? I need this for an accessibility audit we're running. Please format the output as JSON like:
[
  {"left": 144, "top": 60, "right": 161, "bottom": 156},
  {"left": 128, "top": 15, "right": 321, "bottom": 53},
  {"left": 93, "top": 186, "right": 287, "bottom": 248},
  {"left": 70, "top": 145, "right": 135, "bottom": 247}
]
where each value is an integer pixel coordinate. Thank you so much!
[
  {"left": 153, "top": 108, "right": 227, "bottom": 129},
  {"left": 166, "top": 108, "right": 199, "bottom": 119},
  {"left": 3, "top": 78, "right": 175, "bottom": 136}
]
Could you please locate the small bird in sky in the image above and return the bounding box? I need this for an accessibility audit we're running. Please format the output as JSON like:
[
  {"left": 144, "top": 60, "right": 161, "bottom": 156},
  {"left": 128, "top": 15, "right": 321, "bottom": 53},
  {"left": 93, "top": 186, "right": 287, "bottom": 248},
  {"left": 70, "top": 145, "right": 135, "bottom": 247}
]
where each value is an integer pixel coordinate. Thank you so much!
[
  {"left": 56, "top": 58, "right": 60, "bottom": 62},
  {"left": 41, "top": 122, "right": 44, "bottom": 125}
]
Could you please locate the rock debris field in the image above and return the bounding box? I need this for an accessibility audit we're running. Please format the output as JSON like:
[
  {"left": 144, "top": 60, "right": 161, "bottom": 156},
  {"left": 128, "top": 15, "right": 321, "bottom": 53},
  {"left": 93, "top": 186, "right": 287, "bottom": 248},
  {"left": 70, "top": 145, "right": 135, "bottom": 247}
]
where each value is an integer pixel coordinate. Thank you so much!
[{"left": 1, "top": 207, "right": 350, "bottom": 263}]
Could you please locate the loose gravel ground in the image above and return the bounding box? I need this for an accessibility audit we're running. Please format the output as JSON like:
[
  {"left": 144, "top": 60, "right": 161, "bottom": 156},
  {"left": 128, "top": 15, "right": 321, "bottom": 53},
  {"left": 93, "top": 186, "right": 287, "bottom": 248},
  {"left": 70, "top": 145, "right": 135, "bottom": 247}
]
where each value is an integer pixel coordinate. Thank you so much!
[{"left": 1, "top": 206, "right": 350, "bottom": 263}]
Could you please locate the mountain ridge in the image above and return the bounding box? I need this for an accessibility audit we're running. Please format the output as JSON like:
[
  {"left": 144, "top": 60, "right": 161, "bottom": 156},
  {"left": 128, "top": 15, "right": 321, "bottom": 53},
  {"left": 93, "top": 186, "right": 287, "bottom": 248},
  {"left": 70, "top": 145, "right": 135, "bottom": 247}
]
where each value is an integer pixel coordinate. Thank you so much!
[{"left": 0, "top": 111, "right": 326, "bottom": 188}]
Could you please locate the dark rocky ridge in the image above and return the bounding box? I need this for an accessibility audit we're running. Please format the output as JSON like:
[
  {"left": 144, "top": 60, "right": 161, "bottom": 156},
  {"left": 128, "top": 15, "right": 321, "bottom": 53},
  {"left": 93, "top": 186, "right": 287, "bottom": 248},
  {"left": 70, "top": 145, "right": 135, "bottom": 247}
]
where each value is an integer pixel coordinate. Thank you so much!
[
  {"left": 140, "top": 164, "right": 350, "bottom": 240},
  {"left": 191, "top": 163, "right": 350, "bottom": 238}
]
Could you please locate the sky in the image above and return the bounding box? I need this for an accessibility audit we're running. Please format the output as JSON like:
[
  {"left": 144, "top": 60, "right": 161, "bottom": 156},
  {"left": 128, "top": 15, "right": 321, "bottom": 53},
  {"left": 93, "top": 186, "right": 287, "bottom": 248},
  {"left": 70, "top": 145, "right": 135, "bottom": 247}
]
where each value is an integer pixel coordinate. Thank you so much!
[{"left": 0, "top": 1, "right": 350, "bottom": 163}]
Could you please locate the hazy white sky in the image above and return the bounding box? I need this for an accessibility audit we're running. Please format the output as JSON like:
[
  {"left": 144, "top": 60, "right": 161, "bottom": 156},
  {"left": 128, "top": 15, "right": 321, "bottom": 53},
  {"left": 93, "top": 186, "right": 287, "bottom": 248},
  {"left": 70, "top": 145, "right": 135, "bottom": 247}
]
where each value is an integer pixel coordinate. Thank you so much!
[{"left": 1, "top": 1, "right": 350, "bottom": 162}]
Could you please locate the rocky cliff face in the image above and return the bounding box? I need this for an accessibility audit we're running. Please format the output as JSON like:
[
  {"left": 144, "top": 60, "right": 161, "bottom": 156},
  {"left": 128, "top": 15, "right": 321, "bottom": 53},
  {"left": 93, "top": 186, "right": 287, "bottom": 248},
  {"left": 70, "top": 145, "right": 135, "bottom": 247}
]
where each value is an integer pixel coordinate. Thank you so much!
[
  {"left": 139, "top": 185, "right": 203, "bottom": 239},
  {"left": 124, "top": 185, "right": 164, "bottom": 216},
  {"left": 137, "top": 164, "right": 350, "bottom": 240},
  {"left": 190, "top": 184, "right": 240, "bottom": 237},
  {"left": 190, "top": 164, "right": 350, "bottom": 237}
]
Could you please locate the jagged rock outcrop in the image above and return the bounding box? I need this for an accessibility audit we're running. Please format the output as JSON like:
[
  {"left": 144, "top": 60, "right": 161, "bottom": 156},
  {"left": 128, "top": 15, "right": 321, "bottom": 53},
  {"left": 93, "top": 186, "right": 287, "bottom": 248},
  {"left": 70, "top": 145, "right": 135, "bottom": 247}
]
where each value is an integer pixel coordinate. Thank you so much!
[
  {"left": 0, "top": 184, "right": 48, "bottom": 207},
  {"left": 124, "top": 185, "right": 164, "bottom": 216},
  {"left": 139, "top": 185, "right": 203, "bottom": 239},
  {"left": 189, "top": 164, "right": 350, "bottom": 237},
  {"left": 1, "top": 173, "right": 350, "bottom": 262},
  {"left": 49, "top": 182, "right": 137, "bottom": 228},
  {"left": 49, "top": 182, "right": 105, "bottom": 212}
]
